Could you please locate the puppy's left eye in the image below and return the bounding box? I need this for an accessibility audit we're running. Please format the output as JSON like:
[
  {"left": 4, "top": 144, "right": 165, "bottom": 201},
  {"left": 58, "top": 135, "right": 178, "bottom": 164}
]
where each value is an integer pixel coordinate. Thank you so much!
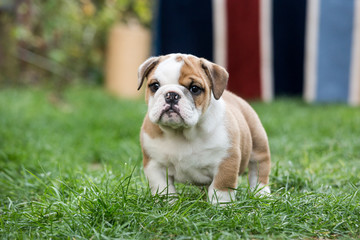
[
  {"left": 149, "top": 82, "right": 160, "bottom": 93},
  {"left": 189, "top": 85, "right": 202, "bottom": 95}
]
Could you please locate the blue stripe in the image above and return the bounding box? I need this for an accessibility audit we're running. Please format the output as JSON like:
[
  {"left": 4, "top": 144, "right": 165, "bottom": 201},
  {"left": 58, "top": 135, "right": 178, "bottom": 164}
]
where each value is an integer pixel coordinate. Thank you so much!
[{"left": 316, "top": 0, "right": 355, "bottom": 102}]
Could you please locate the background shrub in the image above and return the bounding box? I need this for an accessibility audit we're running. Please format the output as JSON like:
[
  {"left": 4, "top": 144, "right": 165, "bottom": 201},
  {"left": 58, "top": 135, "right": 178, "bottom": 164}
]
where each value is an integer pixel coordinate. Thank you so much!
[{"left": 0, "top": 0, "right": 152, "bottom": 87}]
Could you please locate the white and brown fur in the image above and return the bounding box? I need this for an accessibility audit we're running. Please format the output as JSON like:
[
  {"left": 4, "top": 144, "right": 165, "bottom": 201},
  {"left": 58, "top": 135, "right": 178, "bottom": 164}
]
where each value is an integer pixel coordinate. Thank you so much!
[{"left": 137, "top": 54, "right": 271, "bottom": 204}]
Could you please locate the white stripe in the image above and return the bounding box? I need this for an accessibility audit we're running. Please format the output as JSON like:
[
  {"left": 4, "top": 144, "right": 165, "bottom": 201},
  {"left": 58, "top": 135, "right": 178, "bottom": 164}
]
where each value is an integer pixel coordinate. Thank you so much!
[
  {"left": 260, "top": 0, "right": 274, "bottom": 102},
  {"left": 153, "top": 54, "right": 184, "bottom": 86},
  {"left": 212, "top": 0, "right": 227, "bottom": 68},
  {"left": 349, "top": 0, "right": 360, "bottom": 106},
  {"left": 304, "top": 0, "right": 320, "bottom": 102}
]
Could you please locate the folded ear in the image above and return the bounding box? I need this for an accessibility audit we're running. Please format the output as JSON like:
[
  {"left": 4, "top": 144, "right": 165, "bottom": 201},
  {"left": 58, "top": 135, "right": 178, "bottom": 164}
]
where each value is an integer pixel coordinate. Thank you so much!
[
  {"left": 137, "top": 56, "right": 160, "bottom": 90},
  {"left": 200, "top": 58, "right": 229, "bottom": 100}
]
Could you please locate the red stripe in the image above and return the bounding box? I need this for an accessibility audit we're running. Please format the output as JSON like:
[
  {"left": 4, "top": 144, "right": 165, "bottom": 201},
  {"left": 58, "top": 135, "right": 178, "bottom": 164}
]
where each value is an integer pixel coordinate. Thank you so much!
[{"left": 226, "top": 0, "right": 261, "bottom": 100}]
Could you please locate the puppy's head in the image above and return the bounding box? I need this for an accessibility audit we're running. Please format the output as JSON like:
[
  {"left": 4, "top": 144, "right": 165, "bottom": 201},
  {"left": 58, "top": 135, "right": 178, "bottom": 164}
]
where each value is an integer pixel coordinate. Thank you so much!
[{"left": 138, "top": 54, "right": 228, "bottom": 129}]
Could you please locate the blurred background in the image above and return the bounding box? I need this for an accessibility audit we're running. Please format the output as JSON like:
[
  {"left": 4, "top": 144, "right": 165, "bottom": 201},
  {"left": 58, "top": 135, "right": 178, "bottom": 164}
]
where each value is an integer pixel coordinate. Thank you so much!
[
  {"left": 0, "top": 0, "right": 151, "bottom": 89},
  {"left": 0, "top": 0, "right": 359, "bottom": 104}
]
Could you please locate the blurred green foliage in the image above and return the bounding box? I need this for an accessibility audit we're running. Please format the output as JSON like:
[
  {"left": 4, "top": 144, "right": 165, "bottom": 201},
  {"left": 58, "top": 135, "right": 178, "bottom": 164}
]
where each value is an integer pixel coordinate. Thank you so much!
[{"left": 0, "top": 0, "right": 153, "bottom": 87}]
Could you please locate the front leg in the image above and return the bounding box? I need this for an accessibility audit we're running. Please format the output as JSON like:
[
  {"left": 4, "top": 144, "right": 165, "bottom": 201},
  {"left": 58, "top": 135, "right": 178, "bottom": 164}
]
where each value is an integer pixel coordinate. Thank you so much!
[
  {"left": 144, "top": 160, "right": 176, "bottom": 196},
  {"left": 208, "top": 150, "right": 240, "bottom": 204}
]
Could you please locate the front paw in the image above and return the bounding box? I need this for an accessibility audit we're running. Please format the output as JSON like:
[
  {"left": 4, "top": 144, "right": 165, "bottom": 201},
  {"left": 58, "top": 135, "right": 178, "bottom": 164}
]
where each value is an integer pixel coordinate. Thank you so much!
[
  {"left": 208, "top": 187, "right": 236, "bottom": 204},
  {"left": 153, "top": 192, "right": 178, "bottom": 205},
  {"left": 252, "top": 183, "right": 271, "bottom": 197}
]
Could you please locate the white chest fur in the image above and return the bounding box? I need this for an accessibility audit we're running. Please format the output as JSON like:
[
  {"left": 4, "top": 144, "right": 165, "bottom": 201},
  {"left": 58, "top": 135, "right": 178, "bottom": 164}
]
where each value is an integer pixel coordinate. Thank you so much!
[{"left": 142, "top": 99, "right": 230, "bottom": 186}]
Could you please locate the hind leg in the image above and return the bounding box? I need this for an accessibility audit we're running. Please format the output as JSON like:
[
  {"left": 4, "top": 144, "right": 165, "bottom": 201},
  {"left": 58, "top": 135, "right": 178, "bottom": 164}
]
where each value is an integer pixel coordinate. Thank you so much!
[{"left": 248, "top": 147, "right": 271, "bottom": 195}]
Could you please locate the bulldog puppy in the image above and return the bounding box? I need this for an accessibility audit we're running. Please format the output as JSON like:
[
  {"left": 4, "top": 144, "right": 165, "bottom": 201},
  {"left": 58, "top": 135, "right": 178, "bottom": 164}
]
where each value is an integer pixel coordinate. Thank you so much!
[{"left": 137, "top": 53, "right": 271, "bottom": 204}]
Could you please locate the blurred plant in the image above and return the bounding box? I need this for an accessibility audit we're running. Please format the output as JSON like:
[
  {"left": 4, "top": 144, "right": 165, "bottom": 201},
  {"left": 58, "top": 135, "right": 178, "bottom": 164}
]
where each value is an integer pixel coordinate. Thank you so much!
[{"left": 0, "top": 0, "right": 153, "bottom": 88}]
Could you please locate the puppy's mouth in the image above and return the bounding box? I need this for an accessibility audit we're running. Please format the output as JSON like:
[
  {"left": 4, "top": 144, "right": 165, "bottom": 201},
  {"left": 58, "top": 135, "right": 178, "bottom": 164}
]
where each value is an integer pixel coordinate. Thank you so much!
[
  {"left": 159, "top": 105, "right": 184, "bottom": 127},
  {"left": 161, "top": 105, "right": 182, "bottom": 118}
]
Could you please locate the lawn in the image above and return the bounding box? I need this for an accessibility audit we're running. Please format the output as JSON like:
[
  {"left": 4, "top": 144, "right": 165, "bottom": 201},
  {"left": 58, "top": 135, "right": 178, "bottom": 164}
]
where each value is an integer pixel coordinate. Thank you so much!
[{"left": 0, "top": 86, "right": 359, "bottom": 239}]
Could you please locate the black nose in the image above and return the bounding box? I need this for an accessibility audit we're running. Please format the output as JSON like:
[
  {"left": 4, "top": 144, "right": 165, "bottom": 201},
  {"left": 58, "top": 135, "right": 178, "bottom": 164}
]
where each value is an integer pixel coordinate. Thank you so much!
[{"left": 165, "top": 92, "right": 181, "bottom": 104}]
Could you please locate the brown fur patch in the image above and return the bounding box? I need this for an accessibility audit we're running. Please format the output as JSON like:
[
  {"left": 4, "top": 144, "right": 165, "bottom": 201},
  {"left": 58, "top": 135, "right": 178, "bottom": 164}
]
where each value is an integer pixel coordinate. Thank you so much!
[
  {"left": 178, "top": 56, "right": 211, "bottom": 113},
  {"left": 142, "top": 114, "right": 163, "bottom": 139},
  {"left": 213, "top": 144, "right": 240, "bottom": 191},
  {"left": 222, "top": 90, "right": 271, "bottom": 185},
  {"left": 141, "top": 114, "right": 163, "bottom": 168},
  {"left": 213, "top": 101, "right": 248, "bottom": 191},
  {"left": 251, "top": 150, "right": 271, "bottom": 184},
  {"left": 175, "top": 55, "right": 183, "bottom": 62},
  {"left": 213, "top": 90, "right": 272, "bottom": 191},
  {"left": 200, "top": 58, "right": 228, "bottom": 100},
  {"left": 141, "top": 147, "right": 151, "bottom": 168}
]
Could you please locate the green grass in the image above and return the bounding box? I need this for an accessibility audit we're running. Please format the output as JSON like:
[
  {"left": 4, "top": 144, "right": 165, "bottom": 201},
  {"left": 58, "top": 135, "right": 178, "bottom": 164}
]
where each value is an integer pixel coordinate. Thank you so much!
[{"left": 0, "top": 86, "right": 359, "bottom": 239}]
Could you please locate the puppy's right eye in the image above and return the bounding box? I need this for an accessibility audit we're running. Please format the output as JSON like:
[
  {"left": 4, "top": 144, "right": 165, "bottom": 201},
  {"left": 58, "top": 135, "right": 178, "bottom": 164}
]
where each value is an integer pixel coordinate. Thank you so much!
[{"left": 149, "top": 82, "right": 160, "bottom": 93}]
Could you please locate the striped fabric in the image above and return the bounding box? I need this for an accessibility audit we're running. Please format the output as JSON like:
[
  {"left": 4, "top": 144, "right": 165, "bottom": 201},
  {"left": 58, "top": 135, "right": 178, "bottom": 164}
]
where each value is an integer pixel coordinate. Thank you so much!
[
  {"left": 153, "top": 0, "right": 213, "bottom": 61},
  {"left": 351, "top": 0, "right": 360, "bottom": 106},
  {"left": 225, "top": 0, "right": 262, "bottom": 100},
  {"left": 153, "top": 0, "right": 360, "bottom": 105},
  {"left": 272, "top": 0, "right": 307, "bottom": 98},
  {"left": 305, "top": 0, "right": 360, "bottom": 105}
]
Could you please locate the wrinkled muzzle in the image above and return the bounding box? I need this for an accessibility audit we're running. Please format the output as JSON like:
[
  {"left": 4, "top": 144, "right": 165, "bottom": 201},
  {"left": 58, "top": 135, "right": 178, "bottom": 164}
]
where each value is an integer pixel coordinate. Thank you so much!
[{"left": 148, "top": 85, "right": 200, "bottom": 129}]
